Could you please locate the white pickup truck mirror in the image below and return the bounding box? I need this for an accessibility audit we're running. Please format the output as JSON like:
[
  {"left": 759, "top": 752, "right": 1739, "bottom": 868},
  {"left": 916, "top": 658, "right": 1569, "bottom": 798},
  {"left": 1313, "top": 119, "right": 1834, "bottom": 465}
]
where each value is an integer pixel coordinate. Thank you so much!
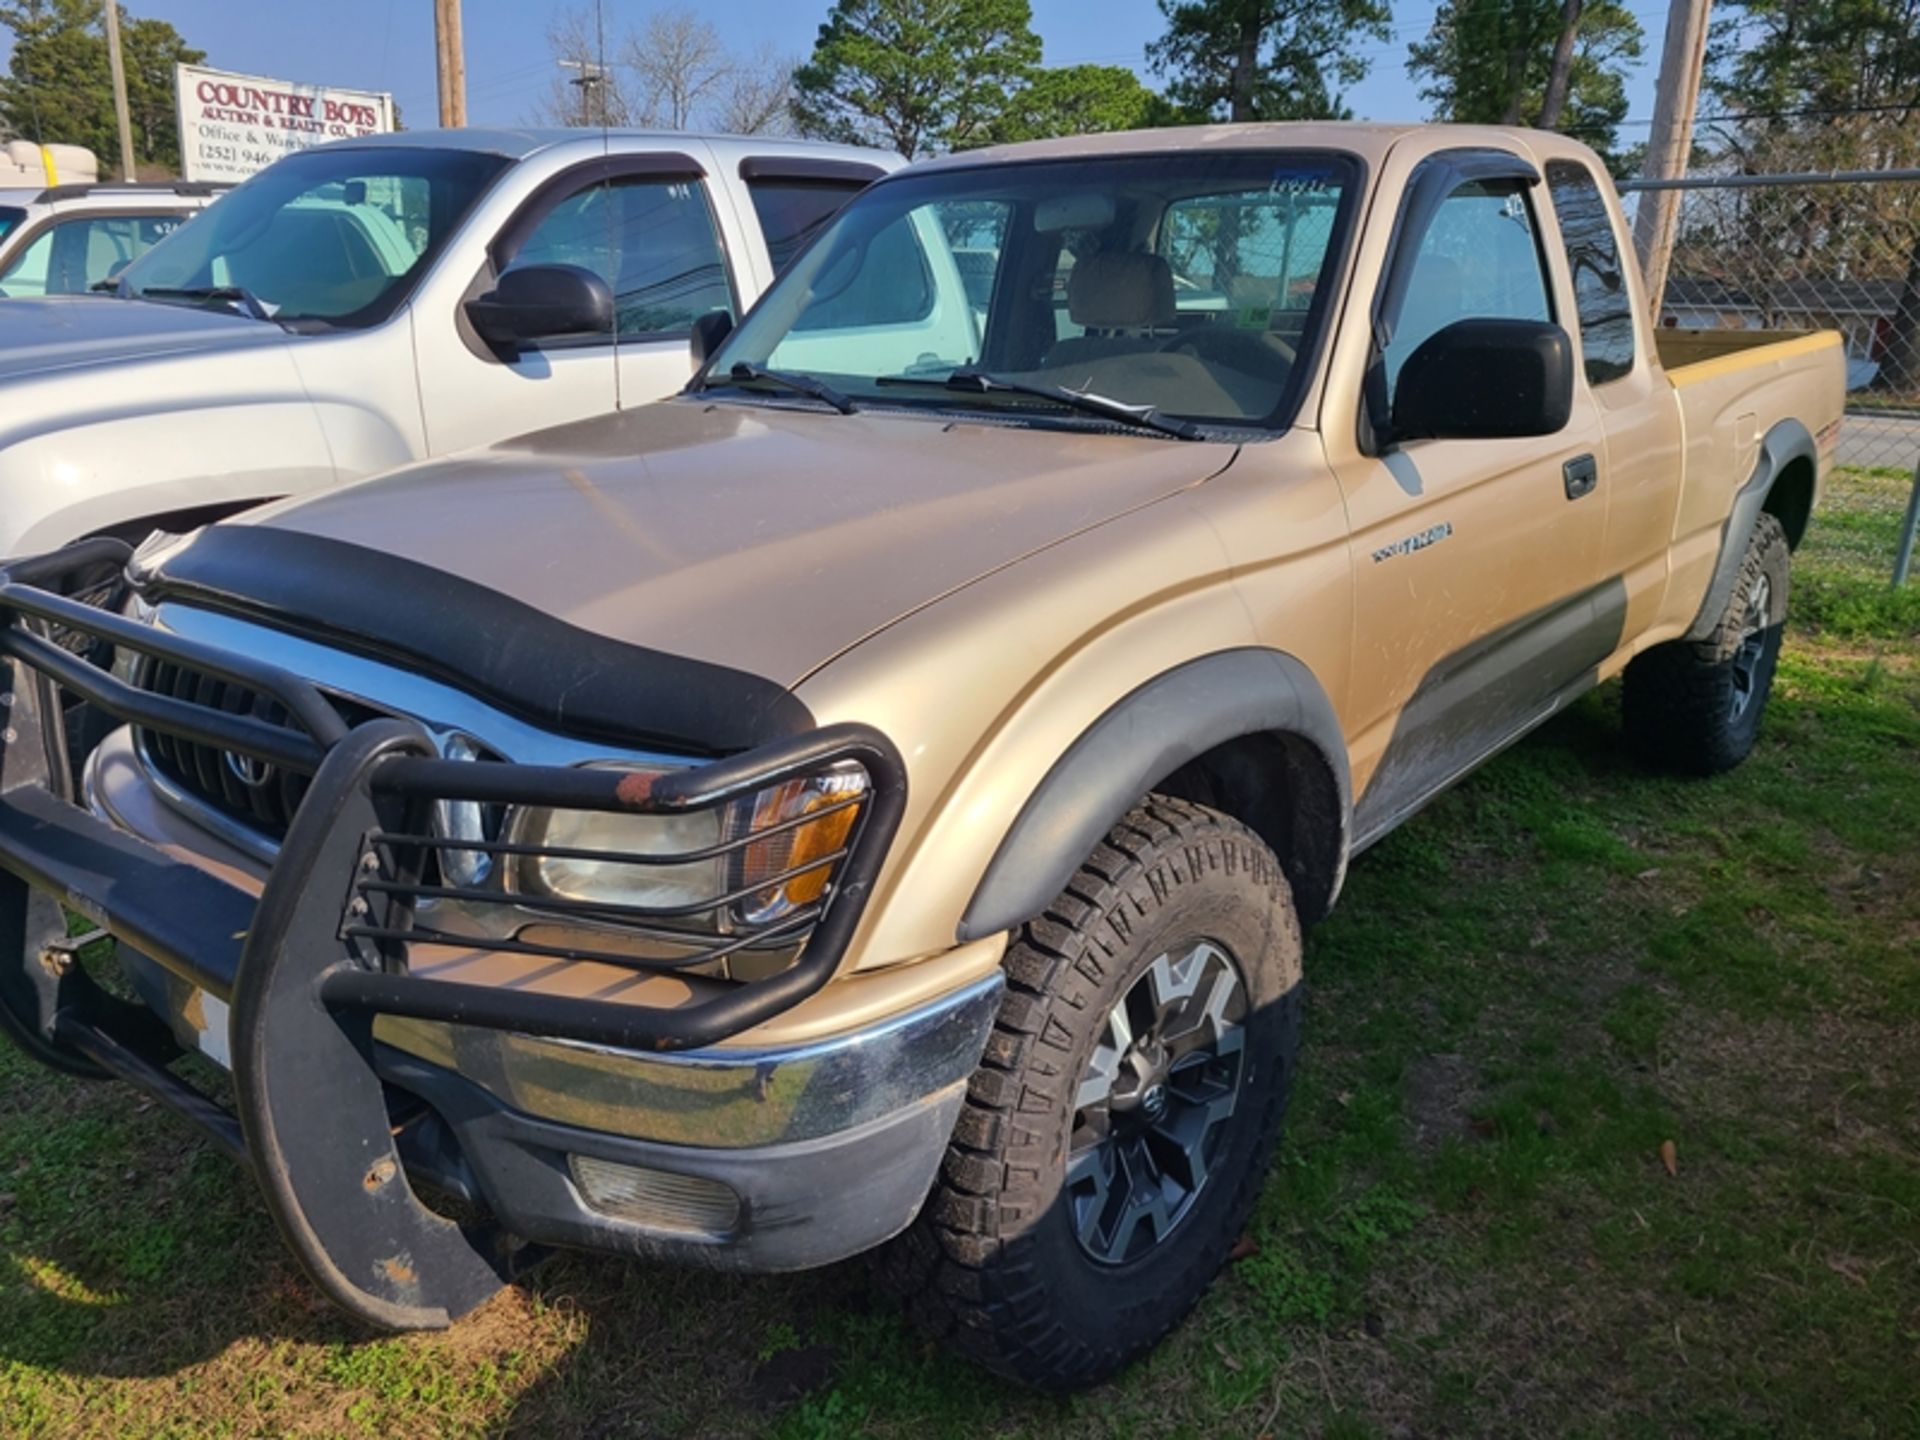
[
  {"left": 1389, "top": 317, "right": 1574, "bottom": 444},
  {"left": 466, "top": 263, "right": 613, "bottom": 355}
]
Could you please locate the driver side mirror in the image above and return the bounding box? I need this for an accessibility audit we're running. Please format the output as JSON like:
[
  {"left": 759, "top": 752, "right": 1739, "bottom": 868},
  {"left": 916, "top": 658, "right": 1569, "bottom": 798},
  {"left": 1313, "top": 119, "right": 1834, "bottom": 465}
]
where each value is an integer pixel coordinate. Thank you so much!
[
  {"left": 466, "top": 263, "right": 613, "bottom": 354},
  {"left": 689, "top": 309, "right": 734, "bottom": 370},
  {"left": 1389, "top": 318, "right": 1574, "bottom": 444}
]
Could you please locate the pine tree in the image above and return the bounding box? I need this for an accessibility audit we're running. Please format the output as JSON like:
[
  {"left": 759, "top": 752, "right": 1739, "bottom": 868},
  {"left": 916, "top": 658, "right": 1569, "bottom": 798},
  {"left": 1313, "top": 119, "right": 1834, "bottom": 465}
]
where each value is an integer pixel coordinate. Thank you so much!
[
  {"left": 792, "top": 0, "right": 1041, "bottom": 158},
  {"left": 0, "top": 0, "right": 203, "bottom": 176},
  {"left": 1149, "top": 0, "right": 1393, "bottom": 123},
  {"left": 1406, "top": 0, "right": 1643, "bottom": 158}
]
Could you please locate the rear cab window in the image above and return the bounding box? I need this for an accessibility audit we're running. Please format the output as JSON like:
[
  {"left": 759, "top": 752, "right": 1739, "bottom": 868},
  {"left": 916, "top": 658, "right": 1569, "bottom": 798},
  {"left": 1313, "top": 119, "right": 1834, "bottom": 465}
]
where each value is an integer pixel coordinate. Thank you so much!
[
  {"left": 1155, "top": 181, "right": 1347, "bottom": 348},
  {"left": 1544, "top": 159, "right": 1636, "bottom": 384}
]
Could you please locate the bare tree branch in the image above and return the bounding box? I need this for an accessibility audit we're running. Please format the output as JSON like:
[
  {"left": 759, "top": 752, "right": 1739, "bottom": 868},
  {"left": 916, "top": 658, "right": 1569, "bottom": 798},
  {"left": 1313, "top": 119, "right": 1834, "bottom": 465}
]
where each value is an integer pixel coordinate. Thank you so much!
[
  {"left": 713, "top": 48, "right": 797, "bottom": 135},
  {"left": 624, "top": 7, "right": 731, "bottom": 129}
]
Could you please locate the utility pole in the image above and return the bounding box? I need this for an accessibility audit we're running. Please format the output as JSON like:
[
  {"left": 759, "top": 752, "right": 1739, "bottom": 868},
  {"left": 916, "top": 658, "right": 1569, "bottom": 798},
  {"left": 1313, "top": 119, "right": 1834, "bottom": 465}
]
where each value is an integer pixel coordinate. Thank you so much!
[
  {"left": 559, "top": 60, "right": 607, "bottom": 128},
  {"left": 1631, "top": 0, "right": 1711, "bottom": 319},
  {"left": 433, "top": 0, "right": 467, "bottom": 127},
  {"left": 101, "top": 0, "right": 138, "bottom": 180}
]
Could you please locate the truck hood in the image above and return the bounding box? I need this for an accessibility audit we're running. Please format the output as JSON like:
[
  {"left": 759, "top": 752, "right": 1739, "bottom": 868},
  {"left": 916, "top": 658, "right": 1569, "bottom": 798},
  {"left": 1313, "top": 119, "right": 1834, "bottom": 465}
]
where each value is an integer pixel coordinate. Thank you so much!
[
  {"left": 0, "top": 295, "right": 284, "bottom": 384},
  {"left": 239, "top": 398, "right": 1237, "bottom": 688}
]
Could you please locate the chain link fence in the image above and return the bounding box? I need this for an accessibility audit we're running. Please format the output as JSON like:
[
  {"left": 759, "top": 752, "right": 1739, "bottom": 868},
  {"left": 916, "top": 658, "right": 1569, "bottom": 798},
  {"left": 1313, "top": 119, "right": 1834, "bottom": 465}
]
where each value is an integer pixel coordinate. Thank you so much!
[{"left": 1618, "top": 166, "right": 1920, "bottom": 579}]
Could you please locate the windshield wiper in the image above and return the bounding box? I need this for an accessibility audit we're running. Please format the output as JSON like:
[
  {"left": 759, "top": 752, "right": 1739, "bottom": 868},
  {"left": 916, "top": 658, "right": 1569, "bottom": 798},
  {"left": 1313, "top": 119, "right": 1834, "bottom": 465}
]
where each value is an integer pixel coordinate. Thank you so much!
[
  {"left": 135, "top": 285, "right": 275, "bottom": 322},
  {"left": 715, "top": 361, "right": 857, "bottom": 414},
  {"left": 878, "top": 368, "right": 1201, "bottom": 440}
]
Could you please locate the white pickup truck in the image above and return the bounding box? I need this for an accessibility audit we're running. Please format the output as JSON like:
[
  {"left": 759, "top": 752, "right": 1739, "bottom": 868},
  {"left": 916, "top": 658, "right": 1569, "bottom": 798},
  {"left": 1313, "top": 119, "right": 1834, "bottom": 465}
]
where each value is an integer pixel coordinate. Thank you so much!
[
  {"left": 0, "top": 128, "right": 899, "bottom": 557},
  {"left": 0, "top": 179, "right": 225, "bottom": 299}
]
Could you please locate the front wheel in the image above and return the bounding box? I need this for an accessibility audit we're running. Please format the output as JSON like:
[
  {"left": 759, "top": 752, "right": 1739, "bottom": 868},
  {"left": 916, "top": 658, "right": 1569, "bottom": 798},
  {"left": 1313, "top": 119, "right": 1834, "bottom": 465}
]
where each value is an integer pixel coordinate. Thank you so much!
[
  {"left": 881, "top": 796, "right": 1302, "bottom": 1391},
  {"left": 1623, "top": 512, "right": 1791, "bottom": 775}
]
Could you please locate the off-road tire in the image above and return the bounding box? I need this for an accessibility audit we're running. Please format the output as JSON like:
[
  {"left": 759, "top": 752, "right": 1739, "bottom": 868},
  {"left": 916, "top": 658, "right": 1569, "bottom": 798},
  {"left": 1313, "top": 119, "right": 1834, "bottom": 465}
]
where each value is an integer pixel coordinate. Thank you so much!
[
  {"left": 1623, "top": 512, "right": 1790, "bottom": 775},
  {"left": 879, "top": 795, "right": 1303, "bottom": 1391}
]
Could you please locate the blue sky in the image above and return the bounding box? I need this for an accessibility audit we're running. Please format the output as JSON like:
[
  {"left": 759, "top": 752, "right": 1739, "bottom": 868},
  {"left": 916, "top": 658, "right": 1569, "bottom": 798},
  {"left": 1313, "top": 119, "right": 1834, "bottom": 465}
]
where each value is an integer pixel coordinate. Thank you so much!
[{"left": 4, "top": 0, "right": 1663, "bottom": 134}]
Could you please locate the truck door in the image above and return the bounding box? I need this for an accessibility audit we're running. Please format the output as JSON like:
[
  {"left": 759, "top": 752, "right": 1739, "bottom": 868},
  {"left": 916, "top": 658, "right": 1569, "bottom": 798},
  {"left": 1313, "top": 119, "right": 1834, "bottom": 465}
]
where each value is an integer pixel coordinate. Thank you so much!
[
  {"left": 1327, "top": 149, "right": 1613, "bottom": 844},
  {"left": 1541, "top": 156, "right": 1684, "bottom": 640},
  {"left": 417, "top": 153, "right": 739, "bottom": 453}
]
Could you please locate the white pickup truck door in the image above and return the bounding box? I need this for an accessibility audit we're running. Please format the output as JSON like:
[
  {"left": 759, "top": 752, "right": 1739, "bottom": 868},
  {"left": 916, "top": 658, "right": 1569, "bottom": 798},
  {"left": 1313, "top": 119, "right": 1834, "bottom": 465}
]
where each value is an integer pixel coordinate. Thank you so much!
[{"left": 414, "top": 151, "right": 740, "bottom": 455}]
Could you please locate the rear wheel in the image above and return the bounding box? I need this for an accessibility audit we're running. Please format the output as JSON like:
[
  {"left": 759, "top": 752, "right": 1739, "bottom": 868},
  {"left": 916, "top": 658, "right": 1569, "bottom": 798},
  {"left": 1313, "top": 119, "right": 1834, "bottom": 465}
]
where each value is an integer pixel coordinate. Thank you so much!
[
  {"left": 881, "top": 796, "right": 1302, "bottom": 1391},
  {"left": 1623, "top": 512, "right": 1790, "bottom": 775}
]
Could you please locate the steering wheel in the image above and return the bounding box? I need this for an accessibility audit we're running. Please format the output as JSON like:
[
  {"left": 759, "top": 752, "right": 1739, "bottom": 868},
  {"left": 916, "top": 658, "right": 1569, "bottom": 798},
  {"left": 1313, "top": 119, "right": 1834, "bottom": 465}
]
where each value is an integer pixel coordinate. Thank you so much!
[{"left": 1159, "top": 324, "right": 1296, "bottom": 372}]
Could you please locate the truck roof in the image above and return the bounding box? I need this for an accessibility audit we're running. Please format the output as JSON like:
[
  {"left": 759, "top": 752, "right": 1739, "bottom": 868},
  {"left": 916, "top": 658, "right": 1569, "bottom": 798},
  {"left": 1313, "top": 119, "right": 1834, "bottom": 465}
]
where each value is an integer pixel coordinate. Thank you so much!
[
  {"left": 0, "top": 180, "right": 225, "bottom": 207},
  {"left": 325, "top": 126, "right": 899, "bottom": 169},
  {"left": 903, "top": 120, "right": 1603, "bottom": 173}
]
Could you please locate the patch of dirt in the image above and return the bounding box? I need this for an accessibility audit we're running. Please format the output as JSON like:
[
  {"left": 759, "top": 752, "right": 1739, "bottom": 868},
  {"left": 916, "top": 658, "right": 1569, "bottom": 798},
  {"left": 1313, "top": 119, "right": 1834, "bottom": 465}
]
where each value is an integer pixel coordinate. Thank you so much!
[
  {"left": 1660, "top": 1005, "right": 1920, "bottom": 1164},
  {"left": 746, "top": 1343, "right": 840, "bottom": 1413},
  {"left": 1404, "top": 1053, "right": 1477, "bottom": 1153}
]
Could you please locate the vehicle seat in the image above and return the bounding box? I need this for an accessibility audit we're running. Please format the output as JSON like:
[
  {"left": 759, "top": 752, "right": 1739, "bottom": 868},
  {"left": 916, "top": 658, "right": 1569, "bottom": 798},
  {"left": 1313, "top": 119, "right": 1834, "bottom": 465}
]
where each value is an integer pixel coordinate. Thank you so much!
[{"left": 1043, "top": 251, "right": 1176, "bottom": 373}]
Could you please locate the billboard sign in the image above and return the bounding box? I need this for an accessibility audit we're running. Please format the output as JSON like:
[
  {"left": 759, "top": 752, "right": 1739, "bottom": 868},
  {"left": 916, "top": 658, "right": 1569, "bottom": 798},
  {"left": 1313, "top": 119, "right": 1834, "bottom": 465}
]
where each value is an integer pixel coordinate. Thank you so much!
[{"left": 175, "top": 64, "right": 394, "bottom": 184}]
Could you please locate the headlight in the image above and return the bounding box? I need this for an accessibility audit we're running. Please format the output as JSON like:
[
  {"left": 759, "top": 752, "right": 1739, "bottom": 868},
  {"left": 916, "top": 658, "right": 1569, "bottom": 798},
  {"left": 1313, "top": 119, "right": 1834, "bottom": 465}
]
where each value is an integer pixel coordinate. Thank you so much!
[
  {"left": 508, "top": 763, "right": 867, "bottom": 932},
  {"left": 511, "top": 773, "right": 728, "bottom": 915}
]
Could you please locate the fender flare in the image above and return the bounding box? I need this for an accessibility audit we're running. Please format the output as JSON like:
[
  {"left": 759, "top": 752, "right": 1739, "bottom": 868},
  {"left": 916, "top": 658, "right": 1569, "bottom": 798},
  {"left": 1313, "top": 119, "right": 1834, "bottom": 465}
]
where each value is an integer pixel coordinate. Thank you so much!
[
  {"left": 1684, "top": 417, "right": 1815, "bottom": 642},
  {"left": 957, "top": 647, "right": 1352, "bottom": 942}
]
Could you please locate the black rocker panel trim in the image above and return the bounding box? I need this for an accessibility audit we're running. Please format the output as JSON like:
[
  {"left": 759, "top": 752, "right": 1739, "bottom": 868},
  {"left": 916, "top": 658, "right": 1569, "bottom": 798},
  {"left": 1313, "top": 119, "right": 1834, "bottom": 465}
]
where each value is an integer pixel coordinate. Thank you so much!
[{"left": 141, "top": 525, "right": 813, "bottom": 754}]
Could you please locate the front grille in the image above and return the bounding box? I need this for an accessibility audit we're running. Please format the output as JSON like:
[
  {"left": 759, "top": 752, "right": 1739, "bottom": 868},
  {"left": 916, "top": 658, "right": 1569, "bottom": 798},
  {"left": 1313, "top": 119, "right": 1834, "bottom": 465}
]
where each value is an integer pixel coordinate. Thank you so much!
[{"left": 132, "top": 656, "right": 368, "bottom": 840}]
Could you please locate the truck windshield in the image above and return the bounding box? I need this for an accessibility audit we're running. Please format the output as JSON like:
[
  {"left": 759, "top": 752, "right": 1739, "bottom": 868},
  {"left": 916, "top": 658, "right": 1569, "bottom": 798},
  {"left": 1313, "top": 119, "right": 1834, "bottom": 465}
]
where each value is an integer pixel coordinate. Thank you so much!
[
  {"left": 115, "top": 146, "right": 508, "bottom": 328},
  {"left": 706, "top": 150, "right": 1359, "bottom": 431}
]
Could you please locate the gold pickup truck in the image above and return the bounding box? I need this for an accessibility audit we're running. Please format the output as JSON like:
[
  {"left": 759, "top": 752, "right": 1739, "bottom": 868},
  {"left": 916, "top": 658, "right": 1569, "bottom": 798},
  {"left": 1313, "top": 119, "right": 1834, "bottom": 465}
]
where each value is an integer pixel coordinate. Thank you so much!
[{"left": 0, "top": 123, "right": 1844, "bottom": 1388}]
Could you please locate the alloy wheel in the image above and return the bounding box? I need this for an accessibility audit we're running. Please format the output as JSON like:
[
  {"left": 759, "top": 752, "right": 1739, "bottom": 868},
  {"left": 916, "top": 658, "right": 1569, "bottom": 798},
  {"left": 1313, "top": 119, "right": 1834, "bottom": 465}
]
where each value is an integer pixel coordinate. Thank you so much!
[
  {"left": 1066, "top": 939, "right": 1248, "bottom": 1265},
  {"left": 1730, "top": 571, "right": 1773, "bottom": 722}
]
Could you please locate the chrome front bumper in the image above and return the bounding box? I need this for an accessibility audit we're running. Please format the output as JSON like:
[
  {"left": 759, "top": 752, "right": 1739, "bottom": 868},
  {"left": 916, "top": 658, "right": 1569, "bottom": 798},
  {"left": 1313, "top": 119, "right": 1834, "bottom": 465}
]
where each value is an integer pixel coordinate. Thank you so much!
[{"left": 373, "top": 971, "right": 1005, "bottom": 1149}]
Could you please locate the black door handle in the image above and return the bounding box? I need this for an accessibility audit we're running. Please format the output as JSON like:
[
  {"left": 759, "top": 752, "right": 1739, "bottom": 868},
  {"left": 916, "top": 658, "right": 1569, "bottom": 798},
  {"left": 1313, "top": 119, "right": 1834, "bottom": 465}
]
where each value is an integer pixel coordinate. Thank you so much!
[{"left": 1563, "top": 454, "right": 1598, "bottom": 500}]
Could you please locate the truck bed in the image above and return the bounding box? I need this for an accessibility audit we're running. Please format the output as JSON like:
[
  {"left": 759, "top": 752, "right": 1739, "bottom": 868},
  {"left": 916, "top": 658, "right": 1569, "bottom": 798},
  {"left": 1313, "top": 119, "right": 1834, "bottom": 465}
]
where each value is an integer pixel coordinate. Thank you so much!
[
  {"left": 1656, "top": 326, "right": 1833, "bottom": 381},
  {"left": 1658, "top": 327, "right": 1845, "bottom": 641}
]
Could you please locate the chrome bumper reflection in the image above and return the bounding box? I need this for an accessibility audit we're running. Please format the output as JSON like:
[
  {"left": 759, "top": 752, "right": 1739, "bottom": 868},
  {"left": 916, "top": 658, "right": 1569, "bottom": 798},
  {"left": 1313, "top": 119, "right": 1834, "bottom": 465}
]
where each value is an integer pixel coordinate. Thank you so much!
[{"left": 372, "top": 971, "right": 1004, "bottom": 1149}]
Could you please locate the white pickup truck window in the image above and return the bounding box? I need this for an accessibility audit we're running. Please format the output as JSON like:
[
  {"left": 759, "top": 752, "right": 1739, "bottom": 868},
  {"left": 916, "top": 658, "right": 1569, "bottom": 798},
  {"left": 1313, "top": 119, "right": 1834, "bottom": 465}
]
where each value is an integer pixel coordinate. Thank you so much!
[
  {"left": 747, "top": 179, "right": 869, "bottom": 273},
  {"left": 0, "top": 213, "right": 181, "bottom": 297},
  {"left": 115, "top": 146, "right": 507, "bottom": 328},
  {"left": 509, "top": 177, "right": 734, "bottom": 339}
]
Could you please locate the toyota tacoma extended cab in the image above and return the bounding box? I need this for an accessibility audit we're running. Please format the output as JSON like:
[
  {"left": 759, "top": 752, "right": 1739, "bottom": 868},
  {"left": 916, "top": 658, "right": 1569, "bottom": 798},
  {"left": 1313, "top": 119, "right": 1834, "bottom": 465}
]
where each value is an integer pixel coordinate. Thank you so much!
[
  {"left": 0, "top": 127, "right": 898, "bottom": 557},
  {"left": 0, "top": 123, "right": 1844, "bottom": 1388}
]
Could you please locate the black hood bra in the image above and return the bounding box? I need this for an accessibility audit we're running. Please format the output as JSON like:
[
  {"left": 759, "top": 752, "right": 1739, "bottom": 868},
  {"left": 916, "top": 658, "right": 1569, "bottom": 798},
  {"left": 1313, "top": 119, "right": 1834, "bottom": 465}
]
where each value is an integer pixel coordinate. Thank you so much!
[{"left": 141, "top": 524, "right": 813, "bottom": 756}]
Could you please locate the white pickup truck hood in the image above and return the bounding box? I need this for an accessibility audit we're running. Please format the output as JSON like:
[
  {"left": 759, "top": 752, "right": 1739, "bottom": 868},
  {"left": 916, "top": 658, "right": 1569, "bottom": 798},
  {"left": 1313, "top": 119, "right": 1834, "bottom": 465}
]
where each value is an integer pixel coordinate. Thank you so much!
[
  {"left": 0, "top": 295, "right": 285, "bottom": 384},
  {"left": 0, "top": 296, "right": 332, "bottom": 559}
]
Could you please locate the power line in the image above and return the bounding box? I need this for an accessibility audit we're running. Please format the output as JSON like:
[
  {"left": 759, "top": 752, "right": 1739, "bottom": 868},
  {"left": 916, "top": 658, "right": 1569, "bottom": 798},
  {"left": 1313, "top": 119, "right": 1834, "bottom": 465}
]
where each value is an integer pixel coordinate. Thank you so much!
[{"left": 1564, "top": 100, "right": 1920, "bottom": 136}]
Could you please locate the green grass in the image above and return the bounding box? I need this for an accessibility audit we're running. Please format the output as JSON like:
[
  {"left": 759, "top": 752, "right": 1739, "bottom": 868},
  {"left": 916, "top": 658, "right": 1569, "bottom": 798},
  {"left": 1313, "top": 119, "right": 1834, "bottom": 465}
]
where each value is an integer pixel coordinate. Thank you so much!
[{"left": 3, "top": 468, "right": 1917, "bottom": 1438}]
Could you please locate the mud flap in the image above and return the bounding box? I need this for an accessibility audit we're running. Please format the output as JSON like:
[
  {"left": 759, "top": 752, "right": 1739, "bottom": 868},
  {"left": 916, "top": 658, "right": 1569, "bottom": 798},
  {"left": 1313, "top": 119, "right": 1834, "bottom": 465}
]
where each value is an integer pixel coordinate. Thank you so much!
[{"left": 230, "top": 720, "right": 529, "bottom": 1330}]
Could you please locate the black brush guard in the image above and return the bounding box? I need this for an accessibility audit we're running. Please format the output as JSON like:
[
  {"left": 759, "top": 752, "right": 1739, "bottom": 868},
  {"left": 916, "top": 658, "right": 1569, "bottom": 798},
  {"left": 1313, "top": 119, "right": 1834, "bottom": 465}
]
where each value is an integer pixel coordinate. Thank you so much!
[{"left": 0, "top": 539, "right": 907, "bottom": 1329}]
